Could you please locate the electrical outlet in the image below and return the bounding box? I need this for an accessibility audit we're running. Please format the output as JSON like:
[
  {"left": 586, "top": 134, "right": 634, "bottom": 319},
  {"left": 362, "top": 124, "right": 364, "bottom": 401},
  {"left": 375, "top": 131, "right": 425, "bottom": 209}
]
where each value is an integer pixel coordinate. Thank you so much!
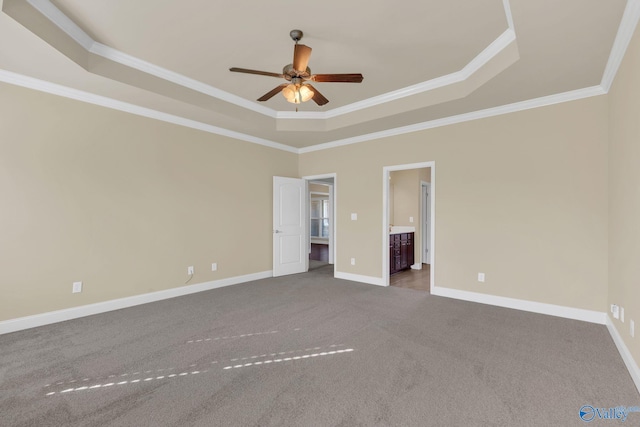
[
  {"left": 631, "top": 320, "right": 635, "bottom": 338},
  {"left": 72, "top": 281, "right": 82, "bottom": 293},
  {"left": 478, "top": 273, "right": 485, "bottom": 283},
  {"left": 211, "top": 263, "right": 217, "bottom": 272},
  {"left": 612, "top": 304, "right": 620, "bottom": 320},
  {"left": 187, "top": 266, "right": 194, "bottom": 275},
  {"left": 350, "top": 258, "right": 356, "bottom": 265},
  {"left": 351, "top": 213, "right": 357, "bottom": 220},
  {"left": 409, "top": 216, "right": 414, "bottom": 223}
]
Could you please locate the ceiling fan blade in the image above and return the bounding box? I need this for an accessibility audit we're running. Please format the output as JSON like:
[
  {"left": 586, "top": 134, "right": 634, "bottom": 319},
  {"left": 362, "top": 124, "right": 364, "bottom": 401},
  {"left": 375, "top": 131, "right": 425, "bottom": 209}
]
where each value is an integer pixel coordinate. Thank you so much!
[
  {"left": 305, "top": 84, "right": 329, "bottom": 106},
  {"left": 229, "top": 67, "right": 285, "bottom": 79},
  {"left": 293, "top": 44, "right": 312, "bottom": 73},
  {"left": 310, "top": 73, "right": 364, "bottom": 83},
  {"left": 257, "top": 84, "right": 288, "bottom": 102}
]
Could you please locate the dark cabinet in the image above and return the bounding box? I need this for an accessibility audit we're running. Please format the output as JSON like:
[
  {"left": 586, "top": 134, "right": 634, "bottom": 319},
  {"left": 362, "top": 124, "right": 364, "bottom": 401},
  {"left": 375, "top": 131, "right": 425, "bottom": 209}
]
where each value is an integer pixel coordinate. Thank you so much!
[{"left": 390, "top": 232, "right": 414, "bottom": 275}]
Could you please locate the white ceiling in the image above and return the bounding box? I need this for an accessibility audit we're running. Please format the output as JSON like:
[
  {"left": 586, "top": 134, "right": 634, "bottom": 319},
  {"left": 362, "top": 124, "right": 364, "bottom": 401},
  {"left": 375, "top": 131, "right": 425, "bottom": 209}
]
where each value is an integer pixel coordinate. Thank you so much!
[{"left": 0, "top": 0, "right": 636, "bottom": 151}]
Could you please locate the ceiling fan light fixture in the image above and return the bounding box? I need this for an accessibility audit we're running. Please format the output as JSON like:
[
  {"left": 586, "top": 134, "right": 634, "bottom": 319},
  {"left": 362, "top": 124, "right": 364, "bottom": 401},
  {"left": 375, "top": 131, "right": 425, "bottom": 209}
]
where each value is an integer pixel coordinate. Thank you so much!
[
  {"left": 283, "top": 83, "right": 314, "bottom": 104},
  {"left": 230, "top": 29, "right": 362, "bottom": 106}
]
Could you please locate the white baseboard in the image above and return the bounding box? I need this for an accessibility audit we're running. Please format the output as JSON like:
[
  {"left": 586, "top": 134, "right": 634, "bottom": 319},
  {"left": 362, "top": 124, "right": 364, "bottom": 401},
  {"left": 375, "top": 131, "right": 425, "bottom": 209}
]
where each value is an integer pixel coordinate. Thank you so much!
[
  {"left": 431, "top": 286, "right": 607, "bottom": 324},
  {"left": 0, "top": 270, "right": 272, "bottom": 335},
  {"left": 606, "top": 316, "right": 640, "bottom": 395},
  {"left": 335, "top": 272, "right": 385, "bottom": 287}
]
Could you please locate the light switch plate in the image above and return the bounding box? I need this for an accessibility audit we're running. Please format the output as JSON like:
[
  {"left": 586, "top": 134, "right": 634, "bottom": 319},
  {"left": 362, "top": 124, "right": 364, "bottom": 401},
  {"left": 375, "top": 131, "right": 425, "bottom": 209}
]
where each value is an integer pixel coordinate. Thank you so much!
[
  {"left": 72, "top": 281, "right": 82, "bottom": 293},
  {"left": 478, "top": 273, "right": 485, "bottom": 282},
  {"left": 351, "top": 213, "right": 357, "bottom": 220}
]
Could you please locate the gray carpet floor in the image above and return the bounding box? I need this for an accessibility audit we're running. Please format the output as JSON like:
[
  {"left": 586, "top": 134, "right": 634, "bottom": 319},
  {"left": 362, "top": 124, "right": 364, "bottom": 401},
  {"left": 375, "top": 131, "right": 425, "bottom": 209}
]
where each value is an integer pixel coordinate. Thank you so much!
[{"left": 1, "top": 265, "right": 639, "bottom": 426}]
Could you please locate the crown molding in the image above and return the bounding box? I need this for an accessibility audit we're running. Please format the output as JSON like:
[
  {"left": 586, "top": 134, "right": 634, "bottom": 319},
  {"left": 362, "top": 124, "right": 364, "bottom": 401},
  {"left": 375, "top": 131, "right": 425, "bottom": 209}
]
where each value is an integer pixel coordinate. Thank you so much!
[
  {"left": 0, "top": 68, "right": 607, "bottom": 155},
  {"left": 89, "top": 42, "right": 277, "bottom": 118},
  {"left": 26, "top": 0, "right": 94, "bottom": 50},
  {"left": 0, "top": 69, "right": 297, "bottom": 154},
  {"left": 276, "top": 29, "right": 517, "bottom": 121},
  {"left": 601, "top": 0, "right": 640, "bottom": 92},
  {"left": 298, "top": 86, "right": 606, "bottom": 154},
  {"left": 502, "top": 0, "right": 515, "bottom": 31},
  {"left": 5, "top": 0, "right": 637, "bottom": 155},
  {"left": 24, "top": 0, "right": 517, "bottom": 123}
]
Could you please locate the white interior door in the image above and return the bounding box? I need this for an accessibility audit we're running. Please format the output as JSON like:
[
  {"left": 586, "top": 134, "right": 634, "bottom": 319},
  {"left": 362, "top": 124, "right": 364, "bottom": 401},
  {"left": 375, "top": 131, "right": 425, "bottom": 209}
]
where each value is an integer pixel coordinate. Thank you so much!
[{"left": 273, "top": 176, "right": 308, "bottom": 277}]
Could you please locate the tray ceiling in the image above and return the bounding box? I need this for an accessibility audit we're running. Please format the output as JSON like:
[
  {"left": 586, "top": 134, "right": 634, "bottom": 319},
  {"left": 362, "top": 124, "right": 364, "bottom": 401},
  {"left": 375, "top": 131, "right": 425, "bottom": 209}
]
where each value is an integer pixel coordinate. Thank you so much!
[{"left": 0, "top": 0, "right": 632, "bottom": 151}]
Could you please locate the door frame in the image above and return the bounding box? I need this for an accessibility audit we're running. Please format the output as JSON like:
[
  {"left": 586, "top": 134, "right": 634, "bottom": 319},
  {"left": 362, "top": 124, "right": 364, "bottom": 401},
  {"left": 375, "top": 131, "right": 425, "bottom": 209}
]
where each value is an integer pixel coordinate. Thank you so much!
[
  {"left": 303, "top": 173, "right": 337, "bottom": 275},
  {"left": 383, "top": 162, "right": 435, "bottom": 289},
  {"left": 421, "top": 181, "right": 431, "bottom": 265}
]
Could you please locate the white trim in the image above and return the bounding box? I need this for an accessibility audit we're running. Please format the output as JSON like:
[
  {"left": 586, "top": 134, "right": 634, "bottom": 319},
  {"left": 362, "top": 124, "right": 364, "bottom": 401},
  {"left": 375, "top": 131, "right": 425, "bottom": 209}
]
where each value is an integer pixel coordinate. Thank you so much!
[
  {"left": 0, "top": 69, "right": 608, "bottom": 156},
  {"left": 334, "top": 272, "right": 385, "bottom": 287},
  {"left": 89, "top": 43, "right": 276, "bottom": 118},
  {"left": 431, "top": 286, "right": 607, "bottom": 324},
  {"left": 601, "top": 0, "right": 640, "bottom": 92},
  {"left": 420, "top": 181, "right": 431, "bottom": 265},
  {"left": 278, "top": 29, "right": 516, "bottom": 120},
  {"left": 24, "top": 0, "right": 274, "bottom": 117},
  {"left": 329, "top": 181, "right": 335, "bottom": 265},
  {"left": 26, "top": 0, "right": 95, "bottom": 50},
  {"left": 460, "top": 29, "right": 515, "bottom": 80},
  {"left": 0, "top": 271, "right": 272, "bottom": 335},
  {"left": 4, "top": 0, "right": 636, "bottom": 155},
  {"left": 27, "top": 0, "right": 517, "bottom": 122},
  {"left": 429, "top": 168, "right": 436, "bottom": 293},
  {"left": 298, "top": 86, "right": 606, "bottom": 154},
  {"left": 0, "top": 69, "right": 297, "bottom": 154},
  {"left": 606, "top": 315, "right": 640, "bottom": 395},
  {"left": 502, "top": 0, "right": 515, "bottom": 32}
]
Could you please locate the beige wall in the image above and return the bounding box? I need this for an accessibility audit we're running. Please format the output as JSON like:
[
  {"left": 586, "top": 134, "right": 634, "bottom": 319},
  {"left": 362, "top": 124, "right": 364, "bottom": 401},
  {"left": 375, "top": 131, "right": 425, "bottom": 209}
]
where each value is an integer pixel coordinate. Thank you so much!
[
  {"left": 390, "top": 169, "right": 419, "bottom": 228},
  {"left": 300, "top": 96, "right": 609, "bottom": 312},
  {"left": 608, "top": 21, "right": 640, "bottom": 368},
  {"left": 0, "top": 83, "right": 298, "bottom": 321},
  {"left": 1, "top": 53, "right": 627, "bottom": 370},
  {"left": 1, "top": 46, "right": 635, "bottom": 372},
  {"left": 420, "top": 168, "right": 430, "bottom": 184}
]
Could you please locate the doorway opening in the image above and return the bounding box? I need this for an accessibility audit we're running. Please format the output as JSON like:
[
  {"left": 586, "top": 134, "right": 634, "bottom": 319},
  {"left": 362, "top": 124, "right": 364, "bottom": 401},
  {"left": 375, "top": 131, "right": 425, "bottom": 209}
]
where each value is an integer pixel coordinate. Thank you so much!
[
  {"left": 304, "top": 174, "right": 336, "bottom": 275},
  {"left": 383, "top": 162, "right": 435, "bottom": 292}
]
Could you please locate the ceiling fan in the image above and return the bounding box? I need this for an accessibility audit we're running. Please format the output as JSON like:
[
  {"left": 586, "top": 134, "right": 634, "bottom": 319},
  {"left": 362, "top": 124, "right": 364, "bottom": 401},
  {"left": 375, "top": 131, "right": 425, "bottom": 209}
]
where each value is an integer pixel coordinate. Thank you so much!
[{"left": 229, "top": 29, "right": 363, "bottom": 106}]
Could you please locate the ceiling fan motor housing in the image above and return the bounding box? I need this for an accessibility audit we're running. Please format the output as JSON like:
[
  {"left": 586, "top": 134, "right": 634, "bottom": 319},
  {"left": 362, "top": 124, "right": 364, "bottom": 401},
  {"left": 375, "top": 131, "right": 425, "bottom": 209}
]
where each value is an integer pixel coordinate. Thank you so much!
[
  {"left": 290, "top": 29, "right": 303, "bottom": 42},
  {"left": 283, "top": 64, "right": 311, "bottom": 80}
]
